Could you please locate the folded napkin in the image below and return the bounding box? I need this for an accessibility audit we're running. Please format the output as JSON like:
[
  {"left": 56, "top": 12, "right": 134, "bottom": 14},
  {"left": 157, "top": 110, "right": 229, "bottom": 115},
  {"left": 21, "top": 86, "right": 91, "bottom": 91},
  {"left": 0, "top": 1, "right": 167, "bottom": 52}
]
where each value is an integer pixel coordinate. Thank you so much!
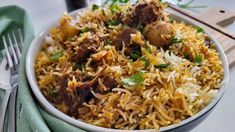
[{"left": 0, "top": 5, "right": 85, "bottom": 132}]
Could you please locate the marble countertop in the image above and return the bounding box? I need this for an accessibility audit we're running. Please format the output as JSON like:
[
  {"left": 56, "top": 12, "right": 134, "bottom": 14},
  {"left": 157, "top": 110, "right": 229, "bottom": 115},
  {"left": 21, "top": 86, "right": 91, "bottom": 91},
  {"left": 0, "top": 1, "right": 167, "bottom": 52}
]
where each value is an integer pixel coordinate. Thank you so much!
[{"left": 1, "top": 0, "right": 235, "bottom": 131}]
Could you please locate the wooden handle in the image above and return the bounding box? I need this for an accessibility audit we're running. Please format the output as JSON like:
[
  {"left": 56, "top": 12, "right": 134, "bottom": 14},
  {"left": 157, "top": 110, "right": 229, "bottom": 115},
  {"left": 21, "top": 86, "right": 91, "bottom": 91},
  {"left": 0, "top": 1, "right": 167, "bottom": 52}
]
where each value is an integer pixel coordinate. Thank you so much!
[
  {"left": 168, "top": 4, "right": 235, "bottom": 40},
  {"left": 200, "top": 7, "right": 235, "bottom": 37},
  {"left": 199, "top": 8, "right": 235, "bottom": 67}
]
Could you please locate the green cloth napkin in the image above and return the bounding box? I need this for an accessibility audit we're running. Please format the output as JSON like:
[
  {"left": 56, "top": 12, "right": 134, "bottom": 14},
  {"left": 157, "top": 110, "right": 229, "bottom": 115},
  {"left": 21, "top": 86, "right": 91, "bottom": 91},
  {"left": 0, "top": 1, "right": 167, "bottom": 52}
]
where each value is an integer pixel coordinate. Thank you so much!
[{"left": 0, "top": 5, "right": 85, "bottom": 132}]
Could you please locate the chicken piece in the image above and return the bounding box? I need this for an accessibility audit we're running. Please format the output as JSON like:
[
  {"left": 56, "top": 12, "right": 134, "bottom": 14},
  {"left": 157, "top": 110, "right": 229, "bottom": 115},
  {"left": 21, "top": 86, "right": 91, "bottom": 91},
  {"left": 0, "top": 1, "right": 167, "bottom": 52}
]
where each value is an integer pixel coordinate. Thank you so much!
[
  {"left": 144, "top": 21, "right": 174, "bottom": 48},
  {"left": 59, "top": 15, "right": 79, "bottom": 39}
]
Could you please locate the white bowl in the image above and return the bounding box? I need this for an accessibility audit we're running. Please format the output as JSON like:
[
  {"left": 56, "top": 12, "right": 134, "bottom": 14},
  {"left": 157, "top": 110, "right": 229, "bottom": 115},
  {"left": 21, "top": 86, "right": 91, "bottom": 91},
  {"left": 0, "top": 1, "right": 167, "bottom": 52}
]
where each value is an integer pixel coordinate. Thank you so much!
[{"left": 26, "top": 8, "right": 229, "bottom": 132}]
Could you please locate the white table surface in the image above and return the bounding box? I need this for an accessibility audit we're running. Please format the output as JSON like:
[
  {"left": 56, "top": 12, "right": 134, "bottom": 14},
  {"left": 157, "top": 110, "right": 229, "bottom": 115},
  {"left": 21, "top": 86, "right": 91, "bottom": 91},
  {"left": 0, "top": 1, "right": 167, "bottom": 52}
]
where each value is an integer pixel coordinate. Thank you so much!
[{"left": 1, "top": 0, "right": 235, "bottom": 132}]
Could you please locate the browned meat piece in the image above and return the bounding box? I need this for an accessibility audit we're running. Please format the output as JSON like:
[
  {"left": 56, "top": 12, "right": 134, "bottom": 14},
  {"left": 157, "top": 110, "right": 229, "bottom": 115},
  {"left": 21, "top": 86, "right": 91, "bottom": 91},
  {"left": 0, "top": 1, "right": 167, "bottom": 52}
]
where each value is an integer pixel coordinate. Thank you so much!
[
  {"left": 46, "top": 76, "right": 68, "bottom": 104},
  {"left": 112, "top": 28, "right": 137, "bottom": 50},
  {"left": 46, "top": 68, "right": 105, "bottom": 118},
  {"left": 66, "top": 81, "right": 93, "bottom": 117},
  {"left": 71, "top": 41, "right": 98, "bottom": 64},
  {"left": 103, "top": 76, "right": 117, "bottom": 90},
  {"left": 94, "top": 76, "right": 117, "bottom": 94},
  {"left": 68, "top": 102, "right": 79, "bottom": 117},
  {"left": 144, "top": 21, "right": 174, "bottom": 48},
  {"left": 133, "top": 3, "right": 158, "bottom": 26},
  {"left": 120, "top": 1, "right": 164, "bottom": 27},
  {"left": 76, "top": 82, "right": 92, "bottom": 104}
]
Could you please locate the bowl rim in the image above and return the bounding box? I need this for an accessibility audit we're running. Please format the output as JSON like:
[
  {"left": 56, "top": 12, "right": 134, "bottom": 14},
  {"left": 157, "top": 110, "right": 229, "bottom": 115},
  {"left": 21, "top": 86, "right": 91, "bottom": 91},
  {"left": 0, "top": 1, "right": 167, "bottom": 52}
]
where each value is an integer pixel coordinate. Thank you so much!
[{"left": 25, "top": 8, "right": 229, "bottom": 132}]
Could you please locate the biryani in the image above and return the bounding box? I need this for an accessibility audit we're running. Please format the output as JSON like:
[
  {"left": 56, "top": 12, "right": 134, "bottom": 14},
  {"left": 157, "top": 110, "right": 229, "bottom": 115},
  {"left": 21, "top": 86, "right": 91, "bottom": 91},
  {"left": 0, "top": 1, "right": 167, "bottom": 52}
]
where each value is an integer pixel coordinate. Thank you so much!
[{"left": 35, "top": 0, "right": 224, "bottom": 130}]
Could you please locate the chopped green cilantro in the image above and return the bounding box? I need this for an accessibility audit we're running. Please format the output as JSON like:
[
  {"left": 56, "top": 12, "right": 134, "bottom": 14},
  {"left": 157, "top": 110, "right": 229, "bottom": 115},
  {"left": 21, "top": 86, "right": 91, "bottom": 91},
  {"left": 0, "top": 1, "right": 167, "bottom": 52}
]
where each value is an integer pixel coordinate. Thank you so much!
[
  {"left": 49, "top": 51, "right": 64, "bottom": 61},
  {"left": 122, "top": 72, "right": 144, "bottom": 86}
]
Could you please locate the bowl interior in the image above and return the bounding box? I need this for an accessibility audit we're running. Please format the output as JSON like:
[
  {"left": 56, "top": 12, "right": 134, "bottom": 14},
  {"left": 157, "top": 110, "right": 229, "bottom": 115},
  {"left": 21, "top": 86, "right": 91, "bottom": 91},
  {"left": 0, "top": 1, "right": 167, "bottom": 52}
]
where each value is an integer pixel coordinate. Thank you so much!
[{"left": 25, "top": 8, "right": 229, "bottom": 132}]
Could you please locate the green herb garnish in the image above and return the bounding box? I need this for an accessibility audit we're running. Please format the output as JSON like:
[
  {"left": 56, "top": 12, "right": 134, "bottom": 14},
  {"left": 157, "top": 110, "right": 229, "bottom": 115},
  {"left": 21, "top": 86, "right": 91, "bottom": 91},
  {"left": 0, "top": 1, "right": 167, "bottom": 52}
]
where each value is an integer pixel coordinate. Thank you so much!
[
  {"left": 107, "top": 19, "right": 120, "bottom": 28},
  {"left": 92, "top": 4, "right": 99, "bottom": 11},
  {"left": 171, "top": 37, "right": 183, "bottom": 44},
  {"left": 49, "top": 51, "right": 64, "bottom": 61},
  {"left": 136, "top": 23, "right": 144, "bottom": 33},
  {"left": 130, "top": 50, "right": 141, "bottom": 60},
  {"left": 110, "top": 3, "right": 121, "bottom": 14},
  {"left": 119, "top": 0, "right": 129, "bottom": 3},
  {"left": 139, "top": 57, "right": 149, "bottom": 67},
  {"left": 195, "top": 26, "right": 204, "bottom": 33},
  {"left": 194, "top": 54, "right": 203, "bottom": 65},
  {"left": 105, "top": 39, "right": 112, "bottom": 45},
  {"left": 103, "top": 0, "right": 129, "bottom": 5},
  {"left": 73, "top": 63, "right": 83, "bottom": 71},
  {"left": 155, "top": 64, "right": 169, "bottom": 69},
  {"left": 80, "top": 27, "right": 90, "bottom": 33},
  {"left": 122, "top": 72, "right": 144, "bottom": 86}
]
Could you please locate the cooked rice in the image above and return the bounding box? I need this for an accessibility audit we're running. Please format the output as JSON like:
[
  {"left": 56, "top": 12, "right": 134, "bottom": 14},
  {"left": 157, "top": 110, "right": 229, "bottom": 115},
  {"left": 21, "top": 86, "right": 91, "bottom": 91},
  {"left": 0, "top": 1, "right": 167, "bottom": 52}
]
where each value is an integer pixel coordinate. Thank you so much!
[{"left": 34, "top": 0, "right": 224, "bottom": 130}]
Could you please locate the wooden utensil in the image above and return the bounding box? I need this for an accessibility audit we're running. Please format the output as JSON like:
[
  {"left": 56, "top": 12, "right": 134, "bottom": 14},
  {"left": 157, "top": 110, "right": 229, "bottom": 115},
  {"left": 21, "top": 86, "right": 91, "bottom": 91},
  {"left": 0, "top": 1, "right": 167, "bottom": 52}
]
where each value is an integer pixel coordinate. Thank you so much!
[{"left": 168, "top": 4, "right": 235, "bottom": 67}]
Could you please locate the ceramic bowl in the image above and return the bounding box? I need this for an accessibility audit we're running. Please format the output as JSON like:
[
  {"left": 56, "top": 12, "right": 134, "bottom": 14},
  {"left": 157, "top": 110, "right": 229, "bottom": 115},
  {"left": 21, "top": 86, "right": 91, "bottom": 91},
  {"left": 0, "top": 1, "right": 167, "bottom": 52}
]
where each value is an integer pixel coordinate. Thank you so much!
[{"left": 26, "top": 8, "right": 229, "bottom": 132}]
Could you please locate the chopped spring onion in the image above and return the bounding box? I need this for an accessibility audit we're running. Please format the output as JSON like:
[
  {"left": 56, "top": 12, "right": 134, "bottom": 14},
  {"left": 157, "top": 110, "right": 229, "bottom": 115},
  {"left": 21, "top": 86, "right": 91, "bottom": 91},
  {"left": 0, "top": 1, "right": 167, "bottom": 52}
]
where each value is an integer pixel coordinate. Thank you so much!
[
  {"left": 122, "top": 72, "right": 144, "bottom": 86},
  {"left": 49, "top": 51, "right": 64, "bottom": 61}
]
